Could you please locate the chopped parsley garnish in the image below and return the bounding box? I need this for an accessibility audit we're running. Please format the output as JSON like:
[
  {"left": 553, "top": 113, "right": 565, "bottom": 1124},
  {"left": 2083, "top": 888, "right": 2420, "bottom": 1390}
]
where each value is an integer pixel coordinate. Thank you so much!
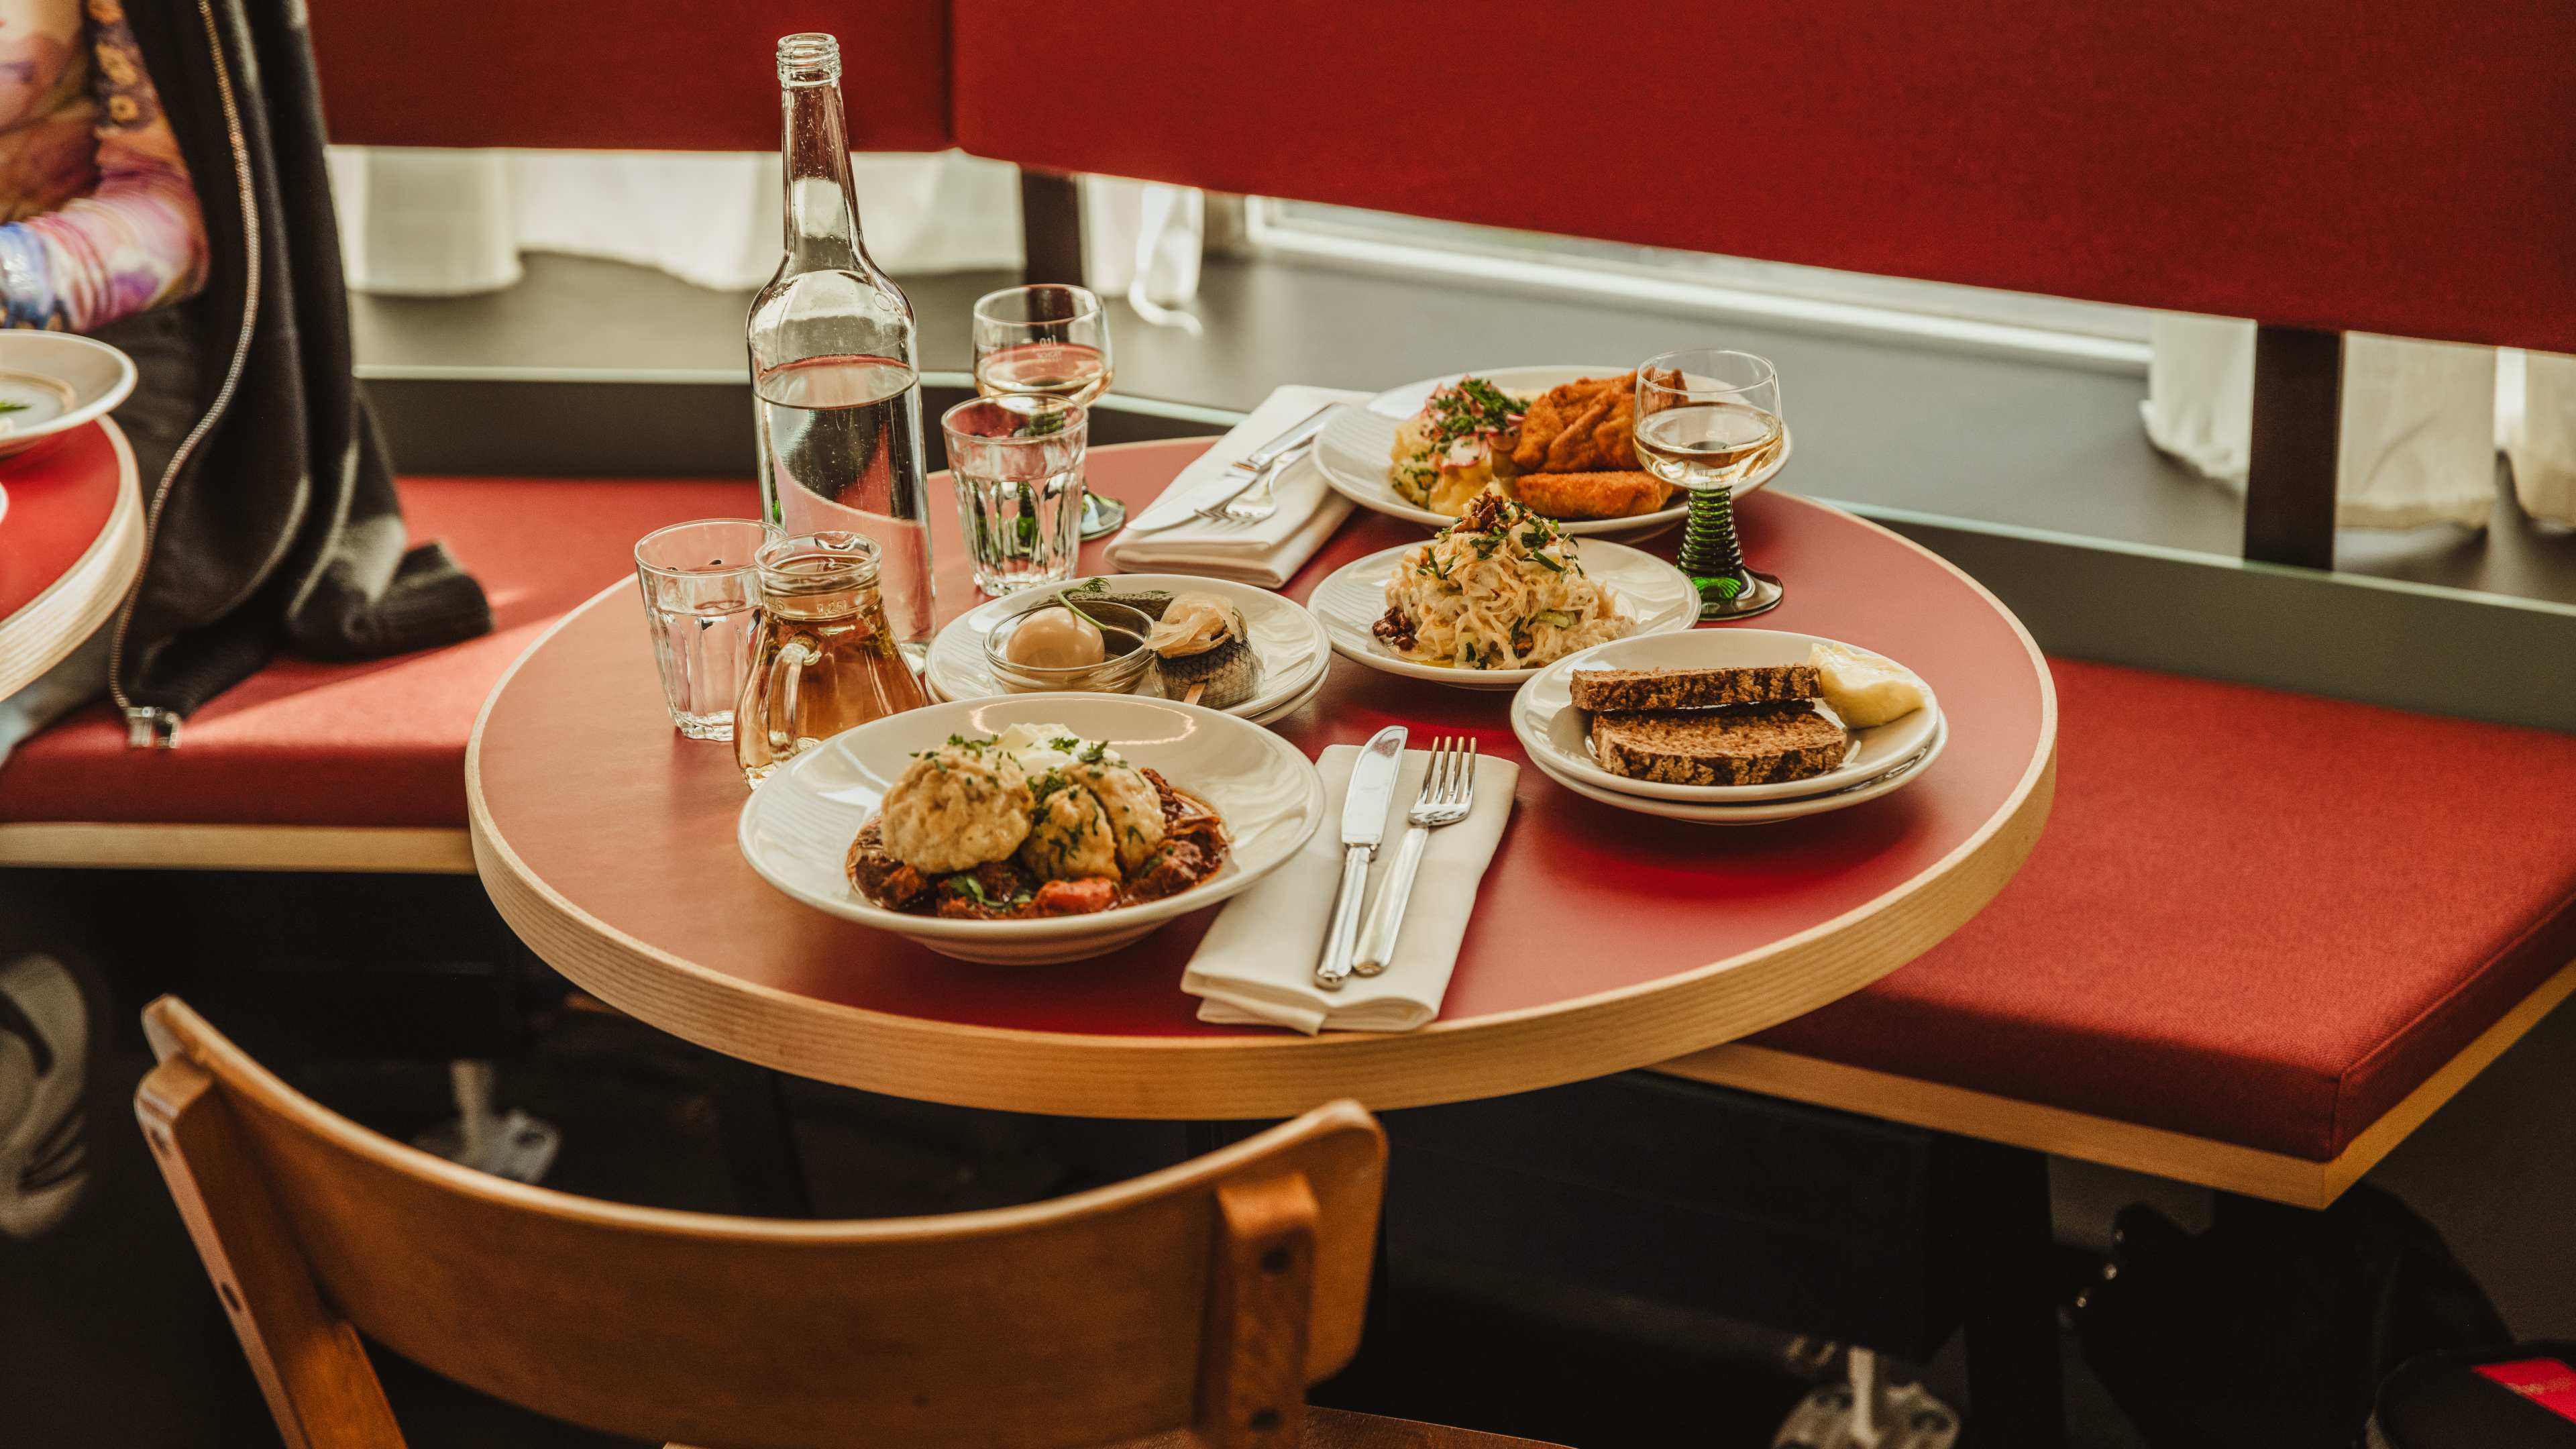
[{"left": 1419, "top": 378, "right": 1524, "bottom": 451}]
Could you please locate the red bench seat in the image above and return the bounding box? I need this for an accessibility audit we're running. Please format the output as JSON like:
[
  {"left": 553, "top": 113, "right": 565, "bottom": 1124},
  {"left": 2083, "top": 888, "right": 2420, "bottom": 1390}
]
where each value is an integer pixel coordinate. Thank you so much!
[
  {"left": 0, "top": 476, "right": 754, "bottom": 830},
  {"left": 1752, "top": 659, "right": 2576, "bottom": 1163}
]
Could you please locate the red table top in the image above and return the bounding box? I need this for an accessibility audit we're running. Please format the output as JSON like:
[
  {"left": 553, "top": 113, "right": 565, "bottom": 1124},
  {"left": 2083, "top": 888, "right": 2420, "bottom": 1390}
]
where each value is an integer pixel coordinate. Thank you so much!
[
  {"left": 0, "top": 422, "right": 140, "bottom": 699},
  {"left": 470, "top": 439, "right": 2055, "bottom": 1117}
]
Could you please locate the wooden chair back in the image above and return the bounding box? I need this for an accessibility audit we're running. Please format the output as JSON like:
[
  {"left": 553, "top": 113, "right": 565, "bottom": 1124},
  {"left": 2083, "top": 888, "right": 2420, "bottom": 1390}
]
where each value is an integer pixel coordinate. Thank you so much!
[{"left": 134, "top": 996, "right": 1385, "bottom": 1449}]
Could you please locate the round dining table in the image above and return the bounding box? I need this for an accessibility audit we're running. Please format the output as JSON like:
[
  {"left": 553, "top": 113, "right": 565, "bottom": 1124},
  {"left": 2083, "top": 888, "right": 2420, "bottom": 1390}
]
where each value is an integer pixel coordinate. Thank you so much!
[
  {"left": 0, "top": 419, "right": 142, "bottom": 698},
  {"left": 468, "top": 438, "right": 2056, "bottom": 1120}
]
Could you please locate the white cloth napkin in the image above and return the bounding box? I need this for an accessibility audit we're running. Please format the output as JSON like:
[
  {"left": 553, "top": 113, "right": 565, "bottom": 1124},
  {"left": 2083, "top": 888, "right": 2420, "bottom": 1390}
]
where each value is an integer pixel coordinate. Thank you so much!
[
  {"left": 1185, "top": 744, "right": 1518, "bottom": 1034},
  {"left": 1102, "top": 385, "right": 1365, "bottom": 587}
]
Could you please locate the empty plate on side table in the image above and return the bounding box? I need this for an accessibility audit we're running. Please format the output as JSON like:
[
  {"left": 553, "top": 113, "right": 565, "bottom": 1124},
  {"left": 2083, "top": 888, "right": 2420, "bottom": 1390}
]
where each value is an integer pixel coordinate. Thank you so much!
[{"left": 0, "top": 333, "right": 135, "bottom": 462}]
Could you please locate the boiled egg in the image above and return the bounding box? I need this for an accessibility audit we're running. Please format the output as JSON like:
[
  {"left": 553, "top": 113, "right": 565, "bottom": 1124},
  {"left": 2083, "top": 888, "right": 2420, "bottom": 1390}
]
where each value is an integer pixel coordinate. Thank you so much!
[{"left": 1003, "top": 606, "right": 1105, "bottom": 669}]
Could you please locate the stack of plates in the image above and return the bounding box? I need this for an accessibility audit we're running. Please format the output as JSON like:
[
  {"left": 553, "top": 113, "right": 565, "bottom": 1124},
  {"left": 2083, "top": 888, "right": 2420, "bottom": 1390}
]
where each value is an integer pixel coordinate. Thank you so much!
[
  {"left": 925, "top": 573, "right": 1332, "bottom": 726},
  {"left": 1509, "top": 631, "right": 1945, "bottom": 824}
]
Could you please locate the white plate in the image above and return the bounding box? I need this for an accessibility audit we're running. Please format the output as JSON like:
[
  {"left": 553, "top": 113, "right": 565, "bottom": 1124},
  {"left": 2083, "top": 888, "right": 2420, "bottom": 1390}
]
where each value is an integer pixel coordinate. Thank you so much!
[
  {"left": 1309, "top": 538, "right": 1699, "bottom": 691},
  {"left": 1316, "top": 364, "right": 1792, "bottom": 537},
  {"left": 926, "top": 573, "right": 1330, "bottom": 722},
  {"left": 1511, "top": 630, "right": 1941, "bottom": 802},
  {"left": 1527, "top": 714, "right": 1948, "bottom": 825},
  {"left": 739, "top": 694, "right": 1326, "bottom": 963},
  {"left": 0, "top": 333, "right": 135, "bottom": 462}
]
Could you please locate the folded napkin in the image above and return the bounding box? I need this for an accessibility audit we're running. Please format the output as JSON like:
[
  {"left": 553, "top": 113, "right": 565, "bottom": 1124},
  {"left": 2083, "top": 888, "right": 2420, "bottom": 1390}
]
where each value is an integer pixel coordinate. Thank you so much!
[
  {"left": 1185, "top": 744, "right": 1519, "bottom": 1034},
  {"left": 1103, "top": 384, "right": 1365, "bottom": 588}
]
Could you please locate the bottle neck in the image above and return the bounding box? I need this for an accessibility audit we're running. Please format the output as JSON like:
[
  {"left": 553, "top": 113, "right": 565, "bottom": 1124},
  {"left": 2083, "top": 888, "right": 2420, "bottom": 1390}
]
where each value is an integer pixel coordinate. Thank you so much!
[{"left": 779, "top": 78, "right": 865, "bottom": 273}]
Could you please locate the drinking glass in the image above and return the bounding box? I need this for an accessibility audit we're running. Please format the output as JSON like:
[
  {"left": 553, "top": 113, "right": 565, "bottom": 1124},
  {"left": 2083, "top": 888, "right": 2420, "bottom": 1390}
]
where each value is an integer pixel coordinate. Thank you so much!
[
  {"left": 970, "top": 283, "right": 1122, "bottom": 537},
  {"left": 942, "top": 396, "right": 1090, "bottom": 596},
  {"left": 1633, "top": 350, "right": 1787, "bottom": 620},
  {"left": 633, "top": 519, "right": 765, "bottom": 739},
  {"left": 735, "top": 531, "right": 931, "bottom": 786}
]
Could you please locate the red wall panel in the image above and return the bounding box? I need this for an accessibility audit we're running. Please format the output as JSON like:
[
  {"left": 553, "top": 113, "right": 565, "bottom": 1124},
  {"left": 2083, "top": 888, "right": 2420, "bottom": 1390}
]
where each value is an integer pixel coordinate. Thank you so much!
[
  {"left": 954, "top": 0, "right": 2576, "bottom": 350},
  {"left": 307, "top": 1, "right": 953, "bottom": 152}
]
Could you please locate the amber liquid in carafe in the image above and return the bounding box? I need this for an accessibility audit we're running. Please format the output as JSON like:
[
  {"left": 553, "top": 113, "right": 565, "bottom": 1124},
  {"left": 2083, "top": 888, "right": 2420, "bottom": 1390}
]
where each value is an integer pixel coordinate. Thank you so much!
[{"left": 736, "top": 555, "right": 930, "bottom": 786}]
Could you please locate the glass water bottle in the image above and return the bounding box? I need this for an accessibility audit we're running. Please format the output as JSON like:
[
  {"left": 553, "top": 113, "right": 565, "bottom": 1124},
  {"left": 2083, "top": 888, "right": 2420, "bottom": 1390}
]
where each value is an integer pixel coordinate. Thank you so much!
[{"left": 748, "top": 32, "right": 936, "bottom": 663}]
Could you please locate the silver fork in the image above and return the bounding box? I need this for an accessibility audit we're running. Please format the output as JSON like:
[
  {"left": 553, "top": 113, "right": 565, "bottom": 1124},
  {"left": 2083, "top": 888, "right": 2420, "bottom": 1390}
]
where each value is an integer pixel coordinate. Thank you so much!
[
  {"left": 1208, "top": 437, "right": 1314, "bottom": 524},
  {"left": 1118, "top": 469, "right": 1272, "bottom": 534},
  {"left": 1351, "top": 737, "right": 1477, "bottom": 977}
]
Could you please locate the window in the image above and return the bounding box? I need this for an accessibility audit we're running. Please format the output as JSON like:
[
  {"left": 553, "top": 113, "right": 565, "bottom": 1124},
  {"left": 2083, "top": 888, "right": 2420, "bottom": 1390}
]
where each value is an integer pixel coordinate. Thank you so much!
[{"left": 1244, "top": 197, "right": 2151, "bottom": 369}]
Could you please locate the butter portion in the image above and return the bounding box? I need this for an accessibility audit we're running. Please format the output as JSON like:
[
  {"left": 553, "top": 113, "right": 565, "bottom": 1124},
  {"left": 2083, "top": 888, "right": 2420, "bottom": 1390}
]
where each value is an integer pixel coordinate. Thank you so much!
[{"left": 1808, "top": 641, "right": 1928, "bottom": 729}]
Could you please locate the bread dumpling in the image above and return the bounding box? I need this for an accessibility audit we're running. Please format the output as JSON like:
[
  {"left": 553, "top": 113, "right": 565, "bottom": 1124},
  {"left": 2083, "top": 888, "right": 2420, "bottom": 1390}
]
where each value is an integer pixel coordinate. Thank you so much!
[
  {"left": 1067, "top": 759, "right": 1166, "bottom": 872},
  {"left": 1020, "top": 775, "right": 1119, "bottom": 881},
  {"left": 879, "top": 744, "right": 1032, "bottom": 873}
]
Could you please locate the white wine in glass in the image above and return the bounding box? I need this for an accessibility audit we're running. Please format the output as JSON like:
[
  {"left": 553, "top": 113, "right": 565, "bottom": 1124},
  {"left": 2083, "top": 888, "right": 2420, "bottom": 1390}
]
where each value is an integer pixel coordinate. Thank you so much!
[
  {"left": 971, "top": 285, "right": 1122, "bottom": 536},
  {"left": 1631, "top": 400, "right": 1784, "bottom": 491},
  {"left": 973, "top": 340, "right": 1113, "bottom": 407}
]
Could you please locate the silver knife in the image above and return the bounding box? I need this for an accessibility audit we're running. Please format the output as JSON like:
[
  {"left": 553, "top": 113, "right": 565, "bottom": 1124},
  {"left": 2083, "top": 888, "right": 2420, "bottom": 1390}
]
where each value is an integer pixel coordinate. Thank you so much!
[
  {"left": 1228, "top": 402, "right": 1341, "bottom": 475},
  {"left": 1314, "top": 726, "right": 1407, "bottom": 991}
]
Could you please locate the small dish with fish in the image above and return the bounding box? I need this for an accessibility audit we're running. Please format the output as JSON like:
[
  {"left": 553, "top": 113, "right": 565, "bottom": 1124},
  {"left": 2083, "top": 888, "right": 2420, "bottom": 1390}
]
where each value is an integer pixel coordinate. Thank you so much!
[{"left": 927, "top": 574, "right": 1330, "bottom": 724}]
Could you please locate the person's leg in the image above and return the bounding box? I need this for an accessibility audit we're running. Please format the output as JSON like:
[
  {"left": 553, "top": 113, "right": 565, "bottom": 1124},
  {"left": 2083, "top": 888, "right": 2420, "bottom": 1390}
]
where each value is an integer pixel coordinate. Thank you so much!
[{"left": 0, "top": 949, "right": 105, "bottom": 1238}]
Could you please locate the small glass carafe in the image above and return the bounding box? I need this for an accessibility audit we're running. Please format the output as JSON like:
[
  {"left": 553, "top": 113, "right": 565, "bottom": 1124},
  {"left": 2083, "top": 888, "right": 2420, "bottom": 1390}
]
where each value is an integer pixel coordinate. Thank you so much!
[{"left": 735, "top": 532, "right": 930, "bottom": 786}]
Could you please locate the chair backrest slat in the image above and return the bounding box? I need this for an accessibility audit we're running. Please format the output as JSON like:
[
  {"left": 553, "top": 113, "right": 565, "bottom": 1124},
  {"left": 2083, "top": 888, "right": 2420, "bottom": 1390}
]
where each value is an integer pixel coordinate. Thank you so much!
[{"left": 138, "top": 997, "right": 1384, "bottom": 1449}]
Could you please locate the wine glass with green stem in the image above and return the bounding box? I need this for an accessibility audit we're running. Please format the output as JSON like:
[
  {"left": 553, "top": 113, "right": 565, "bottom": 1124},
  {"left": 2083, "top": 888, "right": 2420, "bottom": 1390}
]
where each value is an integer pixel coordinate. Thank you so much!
[{"left": 1632, "top": 350, "right": 1786, "bottom": 621}]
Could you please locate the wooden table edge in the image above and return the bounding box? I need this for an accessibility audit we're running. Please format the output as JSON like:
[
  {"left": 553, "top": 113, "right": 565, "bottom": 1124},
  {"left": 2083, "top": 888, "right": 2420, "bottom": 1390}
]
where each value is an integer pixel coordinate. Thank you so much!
[
  {"left": 0, "top": 418, "right": 142, "bottom": 698},
  {"left": 468, "top": 502, "right": 2061, "bottom": 1119},
  {"left": 1659, "top": 955, "right": 2576, "bottom": 1209}
]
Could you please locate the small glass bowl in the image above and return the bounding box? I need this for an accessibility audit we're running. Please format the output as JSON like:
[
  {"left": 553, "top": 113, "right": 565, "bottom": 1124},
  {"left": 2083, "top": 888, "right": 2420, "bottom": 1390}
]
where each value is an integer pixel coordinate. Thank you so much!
[{"left": 983, "top": 598, "right": 1157, "bottom": 694}]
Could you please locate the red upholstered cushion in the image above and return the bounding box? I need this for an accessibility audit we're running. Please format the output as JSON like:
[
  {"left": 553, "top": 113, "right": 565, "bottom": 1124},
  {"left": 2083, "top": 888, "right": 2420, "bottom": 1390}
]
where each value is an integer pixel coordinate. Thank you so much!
[
  {"left": 0, "top": 477, "right": 756, "bottom": 830},
  {"left": 1752, "top": 659, "right": 2576, "bottom": 1162},
  {"left": 308, "top": 1, "right": 952, "bottom": 152},
  {"left": 953, "top": 0, "right": 2576, "bottom": 352}
]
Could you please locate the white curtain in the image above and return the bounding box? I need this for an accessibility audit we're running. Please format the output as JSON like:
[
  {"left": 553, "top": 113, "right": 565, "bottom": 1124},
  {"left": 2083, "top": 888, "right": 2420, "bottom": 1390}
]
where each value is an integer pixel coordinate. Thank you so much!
[
  {"left": 2143, "top": 315, "right": 2576, "bottom": 530},
  {"left": 325, "top": 148, "right": 1205, "bottom": 319}
]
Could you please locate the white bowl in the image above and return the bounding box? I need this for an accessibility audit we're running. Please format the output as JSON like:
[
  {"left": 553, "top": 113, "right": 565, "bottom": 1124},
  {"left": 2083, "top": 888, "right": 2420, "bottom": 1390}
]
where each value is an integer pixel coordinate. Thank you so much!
[
  {"left": 1308, "top": 537, "right": 1699, "bottom": 690},
  {"left": 1511, "top": 629, "right": 1942, "bottom": 802},
  {"left": 926, "top": 573, "right": 1330, "bottom": 723},
  {"left": 0, "top": 333, "right": 136, "bottom": 461},
  {"left": 738, "top": 694, "right": 1327, "bottom": 963},
  {"left": 1313, "top": 364, "right": 1791, "bottom": 537}
]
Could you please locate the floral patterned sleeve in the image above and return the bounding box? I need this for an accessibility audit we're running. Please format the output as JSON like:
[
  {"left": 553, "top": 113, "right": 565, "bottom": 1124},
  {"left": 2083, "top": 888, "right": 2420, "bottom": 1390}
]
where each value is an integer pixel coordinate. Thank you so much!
[{"left": 0, "top": 0, "right": 208, "bottom": 332}]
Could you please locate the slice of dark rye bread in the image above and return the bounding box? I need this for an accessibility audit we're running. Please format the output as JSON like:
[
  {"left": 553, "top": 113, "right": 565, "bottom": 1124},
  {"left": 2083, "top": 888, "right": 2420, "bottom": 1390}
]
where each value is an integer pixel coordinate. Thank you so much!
[
  {"left": 1590, "top": 704, "right": 1850, "bottom": 786},
  {"left": 1568, "top": 664, "right": 1819, "bottom": 714}
]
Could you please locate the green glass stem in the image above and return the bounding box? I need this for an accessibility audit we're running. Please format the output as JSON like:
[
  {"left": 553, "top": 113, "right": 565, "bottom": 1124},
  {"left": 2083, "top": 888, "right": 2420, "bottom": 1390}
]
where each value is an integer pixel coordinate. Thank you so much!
[
  {"left": 1680, "top": 485, "right": 1747, "bottom": 579},
  {"left": 1676, "top": 484, "right": 1783, "bottom": 619}
]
